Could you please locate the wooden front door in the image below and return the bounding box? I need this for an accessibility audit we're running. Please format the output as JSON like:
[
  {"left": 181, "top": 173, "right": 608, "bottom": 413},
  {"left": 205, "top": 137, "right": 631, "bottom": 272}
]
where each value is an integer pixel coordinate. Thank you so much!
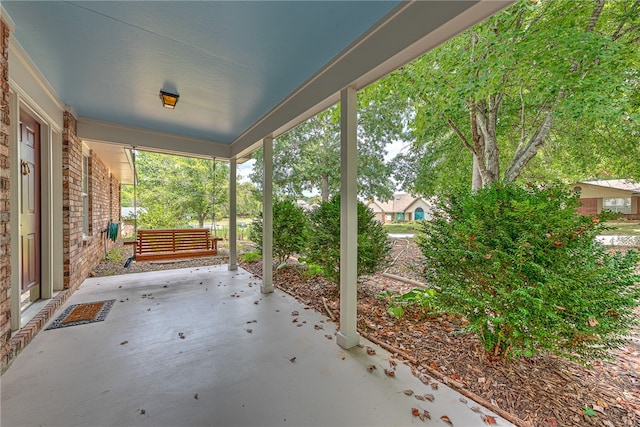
[{"left": 20, "top": 110, "right": 40, "bottom": 294}]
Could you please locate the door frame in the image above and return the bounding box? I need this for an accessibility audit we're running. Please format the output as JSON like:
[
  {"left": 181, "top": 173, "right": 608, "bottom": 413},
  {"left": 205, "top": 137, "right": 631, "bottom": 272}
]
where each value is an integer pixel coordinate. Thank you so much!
[{"left": 10, "top": 92, "right": 64, "bottom": 331}]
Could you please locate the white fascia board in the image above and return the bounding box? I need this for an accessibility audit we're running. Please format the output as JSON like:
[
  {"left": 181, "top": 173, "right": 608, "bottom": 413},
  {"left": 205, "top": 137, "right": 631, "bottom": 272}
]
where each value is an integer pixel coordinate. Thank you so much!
[
  {"left": 230, "top": 0, "right": 514, "bottom": 158},
  {"left": 9, "top": 36, "right": 65, "bottom": 132},
  {"left": 77, "top": 118, "right": 231, "bottom": 160}
]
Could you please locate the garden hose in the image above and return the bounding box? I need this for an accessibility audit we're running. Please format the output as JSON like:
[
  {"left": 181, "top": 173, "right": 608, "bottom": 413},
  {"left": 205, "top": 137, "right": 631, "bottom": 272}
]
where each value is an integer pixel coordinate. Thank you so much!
[{"left": 107, "top": 222, "right": 119, "bottom": 242}]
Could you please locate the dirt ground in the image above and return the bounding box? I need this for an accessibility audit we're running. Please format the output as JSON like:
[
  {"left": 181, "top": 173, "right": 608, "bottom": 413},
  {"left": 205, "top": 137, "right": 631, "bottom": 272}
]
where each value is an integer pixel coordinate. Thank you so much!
[{"left": 92, "top": 240, "right": 640, "bottom": 427}]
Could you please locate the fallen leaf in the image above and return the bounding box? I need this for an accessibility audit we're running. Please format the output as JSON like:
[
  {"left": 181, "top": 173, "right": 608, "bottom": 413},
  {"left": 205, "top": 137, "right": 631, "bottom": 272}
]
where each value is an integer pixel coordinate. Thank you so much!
[
  {"left": 451, "top": 373, "right": 462, "bottom": 382},
  {"left": 292, "top": 318, "right": 298, "bottom": 323},
  {"left": 246, "top": 329, "right": 253, "bottom": 333},
  {"left": 314, "top": 324, "right": 323, "bottom": 330},
  {"left": 178, "top": 332, "right": 186, "bottom": 339},
  {"left": 414, "top": 394, "right": 426, "bottom": 401},
  {"left": 120, "top": 340, "right": 128, "bottom": 345},
  {"left": 194, "top": 393, "right": 199, "bottom": 400},
  {"left": 403, "top": 389, "right": 414, "bottom": 396},
  {"left": 366, "top": 346, "right": 376, "bottom": 355},
  {"left": 545, "top": 418, "right": 558, "bottom": 427},
  {"left": 289, "top": 357, "right": 296, "bottom": 363},
  {"left": 588, "top": 317, "right": 599, "bottom": 327},
  {"left": 423, "top": 393, "right": 435, "bottom": 402},
  {"left": 384, "top": 368, "right": 395, "bottom": 377},
  {"left": 389, "top": 359, "right": 397, "bottom": 368},
  {"left": 411, "top": 408, "right": 420, "bottom": 417},
  {"left": 431, "top": 383, "right": 439, "bottom": 390},
  {"left": 422, "top": 410, "right": 431, "bottom": 420},
  {"left": 440, "top": 415, "right": 453, "bottom": 426},
  {"left": 140, "top": 409, "right": 146, "bottom": 415},
  {"left": 459, "top": 397, "right": 467, "bottom": 404},
  {"left": 291, "top": 311, "right": 299, "bottom": 316},
  {"left": 471, "top": 407, "right": 482, "bottom": 413},
  {"left": 482, "top": 415, "right": 497, "bottom": 425},
  {"left": 325, "top": 334, "right": 333, "bottom": 340},
  {"left": 366, "top": 365, "right": 377, "bottom": 372}
]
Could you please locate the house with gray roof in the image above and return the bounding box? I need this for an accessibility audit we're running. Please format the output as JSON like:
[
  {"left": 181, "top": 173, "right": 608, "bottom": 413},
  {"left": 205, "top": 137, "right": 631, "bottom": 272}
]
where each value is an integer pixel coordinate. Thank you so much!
[
  {"left": 367, "top": 193, "right": 435, "bottom": 223},
  {"left": 572, "top": 179, "right": 640, "bottom": 219}
]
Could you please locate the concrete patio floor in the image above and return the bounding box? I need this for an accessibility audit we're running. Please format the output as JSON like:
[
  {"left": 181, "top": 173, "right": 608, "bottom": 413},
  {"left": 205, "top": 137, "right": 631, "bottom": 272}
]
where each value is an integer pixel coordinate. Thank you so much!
[{"left": 1, "top": 265, "right": 514, "bottom": 427}]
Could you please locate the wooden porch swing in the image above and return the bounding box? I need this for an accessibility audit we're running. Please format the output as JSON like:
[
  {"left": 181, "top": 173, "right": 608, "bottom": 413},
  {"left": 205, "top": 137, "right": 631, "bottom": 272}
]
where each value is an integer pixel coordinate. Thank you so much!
[{"left": 127, "top": 150, "right": 222, "bottom": 264}]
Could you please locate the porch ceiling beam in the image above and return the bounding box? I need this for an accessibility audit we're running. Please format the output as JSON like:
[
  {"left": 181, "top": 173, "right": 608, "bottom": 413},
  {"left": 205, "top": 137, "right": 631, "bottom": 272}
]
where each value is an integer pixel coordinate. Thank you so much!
[{"left": 77, "top": 118, "right": 231, "bottom": 160}]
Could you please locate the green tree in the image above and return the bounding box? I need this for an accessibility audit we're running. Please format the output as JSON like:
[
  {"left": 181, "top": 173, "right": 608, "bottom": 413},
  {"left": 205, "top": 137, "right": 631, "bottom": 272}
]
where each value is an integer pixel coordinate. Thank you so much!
[
  {"left": 418, "top": 182, "right": 640, "bottom": 361},
  {"left": 305, "top": 197, "right": 391, "bottom": 285},
  {"left": 249, "top": 199, "right": 309, "bottom": 264},
  {"left": 129, "top": 151, "right": 229, "bottom": 229},
  {"left": 251, "top": 83, "right": 408, "bottom": 202},
  {"left": 393, "top": 0, "right": 640, "bottom": 194},
  {"left": 236, "top": 181, "right": 262, "bottom": 218}
]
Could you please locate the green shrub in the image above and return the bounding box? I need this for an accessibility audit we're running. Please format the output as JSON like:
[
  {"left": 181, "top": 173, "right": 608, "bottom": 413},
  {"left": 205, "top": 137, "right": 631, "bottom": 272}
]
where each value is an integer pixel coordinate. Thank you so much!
[
  {"left": 379, "top": 288, "right": 438, "bottom": 318},
  {"left": 305, "top": 196, "right": 391, "bottom": 285},
  {"left": 418, "top": 182, "right": 640, "bottom": 361},
  {"left": 297, "top": 259, "right": 325, "bottom": 280},
  {"left": 249, "top": 199, "right": 309, "bottom": 264},
  {"left": 239, "top": 251, "right": 262, "bottom": 263}
]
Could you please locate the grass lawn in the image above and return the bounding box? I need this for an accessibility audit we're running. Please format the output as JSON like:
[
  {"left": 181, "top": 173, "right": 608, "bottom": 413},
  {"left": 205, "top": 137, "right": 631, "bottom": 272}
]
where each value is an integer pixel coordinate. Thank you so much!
[
  {"left": 601, "top": 221, "right": 640, "bottom": 236},
  {"left": 382, "top": 223, "right": 420, "bottom": 233}
]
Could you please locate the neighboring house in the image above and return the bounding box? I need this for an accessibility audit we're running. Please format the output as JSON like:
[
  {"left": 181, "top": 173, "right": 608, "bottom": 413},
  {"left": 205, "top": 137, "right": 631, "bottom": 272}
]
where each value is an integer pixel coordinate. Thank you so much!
[
  {"left": 571, "top": 180, "right": 640, "bottom": 220},
  {"left": 367, "top": 193, "right": 434, "bottom": 223}
]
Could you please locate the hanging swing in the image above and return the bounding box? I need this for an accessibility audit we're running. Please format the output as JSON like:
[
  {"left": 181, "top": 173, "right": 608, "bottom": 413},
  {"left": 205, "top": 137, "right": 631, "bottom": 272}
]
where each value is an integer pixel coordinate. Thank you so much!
[{"left": 124, "top": 151, "right": 221, "bottom": 266}]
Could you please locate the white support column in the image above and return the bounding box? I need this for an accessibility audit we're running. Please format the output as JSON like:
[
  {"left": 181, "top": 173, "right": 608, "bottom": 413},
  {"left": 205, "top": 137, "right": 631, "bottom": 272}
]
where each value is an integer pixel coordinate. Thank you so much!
[
  {"left": 228, "top": 158, "right": 238, "bottom": 271},
  {"left": 336, "top": 86, "right": 360, "bottom": 349},
  {"left": 261, "top": 137, "right": 274, "bottom": 294}
]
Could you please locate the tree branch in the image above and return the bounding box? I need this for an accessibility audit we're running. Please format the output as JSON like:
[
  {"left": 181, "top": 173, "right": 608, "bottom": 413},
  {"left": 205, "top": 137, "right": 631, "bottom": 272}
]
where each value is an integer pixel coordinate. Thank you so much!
[{"left": 586, "top": 0, "right": 605, "bottom": 33}]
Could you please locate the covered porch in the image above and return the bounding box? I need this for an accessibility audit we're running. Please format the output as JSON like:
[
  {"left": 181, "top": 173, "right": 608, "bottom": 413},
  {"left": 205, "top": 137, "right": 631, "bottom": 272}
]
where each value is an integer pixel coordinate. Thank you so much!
[{"left": 1, "top": 265, "right": 513, "bottom": 426}]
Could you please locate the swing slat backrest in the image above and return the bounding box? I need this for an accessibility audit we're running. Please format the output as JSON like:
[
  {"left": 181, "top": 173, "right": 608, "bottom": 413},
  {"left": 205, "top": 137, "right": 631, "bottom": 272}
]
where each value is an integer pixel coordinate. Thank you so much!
[{"left": 135, "top": 229, "right": 222, "bottom": 262}]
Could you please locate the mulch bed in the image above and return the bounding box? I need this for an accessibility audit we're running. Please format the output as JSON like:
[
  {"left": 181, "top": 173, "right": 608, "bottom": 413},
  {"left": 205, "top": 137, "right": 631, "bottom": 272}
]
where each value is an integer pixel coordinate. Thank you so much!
[{"left": 92, "top": 239, "right": 640, "bottom": 427}]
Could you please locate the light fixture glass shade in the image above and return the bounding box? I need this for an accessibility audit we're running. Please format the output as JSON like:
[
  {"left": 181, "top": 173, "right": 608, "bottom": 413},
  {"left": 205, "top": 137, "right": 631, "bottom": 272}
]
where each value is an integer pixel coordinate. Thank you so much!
[{"left": 159, "top": 90, "right": 179, "bottom": 109}]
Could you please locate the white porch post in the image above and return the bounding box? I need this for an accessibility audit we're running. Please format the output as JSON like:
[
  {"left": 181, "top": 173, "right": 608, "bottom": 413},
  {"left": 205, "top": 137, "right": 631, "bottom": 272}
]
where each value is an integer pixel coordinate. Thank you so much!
[
  {"left": 336, "top": 86, "right": 360, "bottom": 349},
  {"left": 261, "top": 137, "right": 274, "bottom": 293},
  {"left": 228, "top": 158, "right": 238, "bottom": 271}
]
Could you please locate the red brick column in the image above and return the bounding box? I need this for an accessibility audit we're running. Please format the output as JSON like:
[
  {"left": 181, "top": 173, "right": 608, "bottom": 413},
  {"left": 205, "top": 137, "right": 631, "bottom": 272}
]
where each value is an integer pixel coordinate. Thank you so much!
[
  {"left": 0, "top": 18, "right": 12, "bottom": 371},
  {"left": 62, "top": 112, "right": 83, "bottom": 290},
  {"left": 62, "top": 112, "right": 121, "bottom": 291}
]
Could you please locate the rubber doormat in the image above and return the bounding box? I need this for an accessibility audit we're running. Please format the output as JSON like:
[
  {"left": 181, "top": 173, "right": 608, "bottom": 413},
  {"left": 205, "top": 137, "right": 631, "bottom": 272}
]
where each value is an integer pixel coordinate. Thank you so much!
[{"left": 46, "top": 300, "right": 115, "bottom": 330}]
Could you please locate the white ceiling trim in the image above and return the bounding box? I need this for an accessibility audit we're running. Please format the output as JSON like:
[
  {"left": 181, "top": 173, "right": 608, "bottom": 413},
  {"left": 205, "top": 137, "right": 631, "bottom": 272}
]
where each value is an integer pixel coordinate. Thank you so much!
[
  {"left": 78, "top": 118, "right": 231, "bottom": 160},
  {"left": 9, "top": 38, "right": 66, "bottom": 132}
]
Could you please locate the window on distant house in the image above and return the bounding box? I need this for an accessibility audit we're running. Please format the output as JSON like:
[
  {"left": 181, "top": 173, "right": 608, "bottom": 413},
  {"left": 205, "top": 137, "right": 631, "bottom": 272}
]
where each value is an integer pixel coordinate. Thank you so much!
[
  {"left": 603, "top": 197, "right": 631, "bottom": 214},
  {"left": 82, "top": 154, "right": 89, "bottom": 235}
]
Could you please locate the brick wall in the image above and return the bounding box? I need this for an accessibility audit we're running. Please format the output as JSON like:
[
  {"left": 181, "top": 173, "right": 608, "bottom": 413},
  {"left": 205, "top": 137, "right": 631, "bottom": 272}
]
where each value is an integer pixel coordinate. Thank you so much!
[
  {"left": 0, "top": 18, "right": 11, "bottom": 372},
  {"left": 2, "top": 112, "right": 121, "bottom": 373},
  {"left": 62, "top": 112, "right": 121, "bottom": 292}
]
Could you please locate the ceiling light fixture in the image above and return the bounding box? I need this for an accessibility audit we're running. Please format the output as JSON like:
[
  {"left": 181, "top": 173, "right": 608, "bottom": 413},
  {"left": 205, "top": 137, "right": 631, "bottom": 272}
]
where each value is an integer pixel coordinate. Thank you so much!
[{"left": 159, "top": 90, "right": 180, "bottom": 109}]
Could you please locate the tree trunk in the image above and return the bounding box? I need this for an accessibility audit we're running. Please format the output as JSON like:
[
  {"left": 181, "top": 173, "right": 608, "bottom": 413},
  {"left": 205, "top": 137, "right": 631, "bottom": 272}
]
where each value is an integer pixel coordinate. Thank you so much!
[
  {"left": 321, "top": 173, "right": 330, "bottom": 202},
  {"left": 473, "top": 97, "right": 501, "bottom": 187},
  {"left": 504, "top": 107, "right": 556, "bottom": 182},
  {"left": 198, "top": 215, "right": 205, "bottom": 228},
  {"left": 472, "top": 156, "right": 483, "bottom": 190}
]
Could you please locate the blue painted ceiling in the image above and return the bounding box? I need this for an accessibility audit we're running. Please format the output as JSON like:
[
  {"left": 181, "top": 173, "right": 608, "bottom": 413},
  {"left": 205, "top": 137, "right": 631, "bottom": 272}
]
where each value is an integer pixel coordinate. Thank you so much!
[
  {"left": 5, "top": 1, "right": 400, "bottom": 144},
  {"left": 5, "top": 0, "right": 514, "bottom": 167}
]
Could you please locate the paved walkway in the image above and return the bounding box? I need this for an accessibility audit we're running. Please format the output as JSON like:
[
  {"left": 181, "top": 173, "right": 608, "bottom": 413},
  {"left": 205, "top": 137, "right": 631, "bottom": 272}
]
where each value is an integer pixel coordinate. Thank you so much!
[{"left": 2, "top": 265, "right": 514, "bottom": 427}]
